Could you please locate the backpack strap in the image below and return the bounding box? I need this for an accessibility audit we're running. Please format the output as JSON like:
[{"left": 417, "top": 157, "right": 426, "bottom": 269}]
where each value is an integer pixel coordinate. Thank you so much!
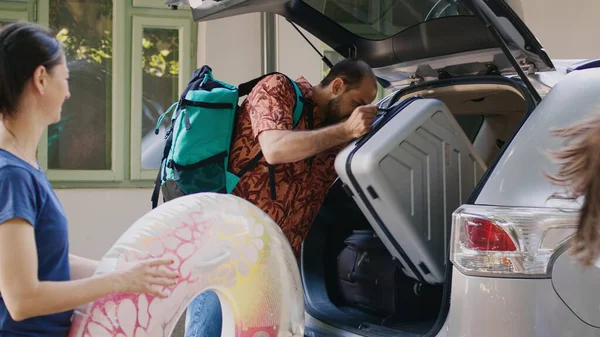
[
  {"left": 236, "top": 72, "right": 307, "bottom": 200},
  {"left": 154, "top": 102, "right": 179, "bottom": 135},
  {"left": 151, "top": 170, "right": 161, "bottom": 209},
  {"left": 266, "top": 78, "right": 305, "bottom": 200},
  {"left": 151, "top": 132, "right": 175, "bottom": 209},
  {"left": 238, "top": 71, "right": 305, "bottom": 125},
  {"left": 151, "top": 102, "right": 181, "bottom": 209},
  {"left": 289, "top": 79, "right": 304, "bottom": 128},
  {"left": 237, "top": 72, "right": 277, "bottom": 97},
  {"left": 238, "top": 71, "right": 305, "bottom": 127}
]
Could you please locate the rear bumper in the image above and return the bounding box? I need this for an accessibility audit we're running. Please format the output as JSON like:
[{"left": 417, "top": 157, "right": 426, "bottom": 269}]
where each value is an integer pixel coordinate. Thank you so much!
[{"left": 446, "top": 266, "right": 600, "bottom": 337}]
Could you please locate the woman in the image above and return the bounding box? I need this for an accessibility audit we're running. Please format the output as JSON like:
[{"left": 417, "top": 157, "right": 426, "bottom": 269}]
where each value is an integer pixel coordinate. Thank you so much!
[
  {"left": 547, "top": 114, "right": 600, "bottom": 266},
  {"left": 0, "top": 22, "right": 179, "bottom": 336}
]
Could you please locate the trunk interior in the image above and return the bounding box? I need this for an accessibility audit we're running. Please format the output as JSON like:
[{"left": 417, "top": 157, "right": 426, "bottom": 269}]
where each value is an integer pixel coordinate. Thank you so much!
[{"left": 302, "top": 78, "right": 531, "bottom": 336}]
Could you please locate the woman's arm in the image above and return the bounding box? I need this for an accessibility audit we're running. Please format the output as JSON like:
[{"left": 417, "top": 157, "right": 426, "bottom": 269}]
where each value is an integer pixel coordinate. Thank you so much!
[
  {"left": 0, "top": 219, "right": 115, "bottom": 321},
  {"left": 0, "top": 218, "right": 177, "bottom": 322},
  {"left": 69, "top": 254, "right": 99, "bottom": 280}
]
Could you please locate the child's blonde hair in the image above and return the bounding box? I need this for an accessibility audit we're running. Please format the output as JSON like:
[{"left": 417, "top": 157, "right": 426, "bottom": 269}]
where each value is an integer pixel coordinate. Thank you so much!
[{"left": 546, "top": 114, "right": 600, "bottom": 266}]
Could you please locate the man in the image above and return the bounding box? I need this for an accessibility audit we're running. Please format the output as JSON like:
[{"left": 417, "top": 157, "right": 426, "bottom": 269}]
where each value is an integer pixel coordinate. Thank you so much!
[{"left": 185, "top": 58, "right": 379, "bottom": 337}]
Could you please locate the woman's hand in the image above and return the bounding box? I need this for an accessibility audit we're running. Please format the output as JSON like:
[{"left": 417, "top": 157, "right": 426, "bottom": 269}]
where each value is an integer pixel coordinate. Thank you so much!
[
  {"left": 0, "top": 217, "right": 178, "bottom": 321},
  {"left": 112, "top": 258, "right": 178, "bottom": 298}
]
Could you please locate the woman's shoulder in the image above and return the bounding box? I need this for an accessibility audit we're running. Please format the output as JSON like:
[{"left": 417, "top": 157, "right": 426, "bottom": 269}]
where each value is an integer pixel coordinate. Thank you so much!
[
  {"left": 0, "top": 150, "right": 46, "bottom": 187},
  {"left": 0, "top": 151, "right": 52, "bottom": 227}
]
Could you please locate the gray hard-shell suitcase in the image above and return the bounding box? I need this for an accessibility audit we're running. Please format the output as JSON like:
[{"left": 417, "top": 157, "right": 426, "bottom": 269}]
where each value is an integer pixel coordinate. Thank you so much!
[{"left": 334, "top": 97, "right": 487, "bottom": 285}]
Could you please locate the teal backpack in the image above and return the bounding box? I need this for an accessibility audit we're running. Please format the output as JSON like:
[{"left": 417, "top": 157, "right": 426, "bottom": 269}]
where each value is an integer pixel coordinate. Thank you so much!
[{"left": 151, "top": 65, "right": 308, "bottom": 208}]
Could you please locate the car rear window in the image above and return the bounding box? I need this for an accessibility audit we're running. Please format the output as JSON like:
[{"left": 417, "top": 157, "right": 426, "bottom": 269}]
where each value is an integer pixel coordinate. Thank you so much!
[
  {"left": 455, "top": 115, "right": 484, "bottom": 143},
  {"left": 303, "top": 0, "right": 474, "bottom": 40}
]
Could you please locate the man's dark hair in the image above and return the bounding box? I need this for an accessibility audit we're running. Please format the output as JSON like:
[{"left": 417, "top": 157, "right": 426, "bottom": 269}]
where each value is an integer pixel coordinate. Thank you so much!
[
  {"left": 319, "top": 58, "right": 376, "bottom": 91},
  {"left": 0, "top": 22, "right": 63, "bottom": 118}
]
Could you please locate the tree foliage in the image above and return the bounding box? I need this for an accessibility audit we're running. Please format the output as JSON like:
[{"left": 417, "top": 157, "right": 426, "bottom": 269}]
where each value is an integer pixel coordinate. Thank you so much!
[
  {"left": 47, "top": 0, "right": 181, "bottom": 167},
  {"left": 50, "top": 0, "right": 179, "bottom": 77},
  {"left": 142, "top": 29, "right": 180, "bottom": 77}
]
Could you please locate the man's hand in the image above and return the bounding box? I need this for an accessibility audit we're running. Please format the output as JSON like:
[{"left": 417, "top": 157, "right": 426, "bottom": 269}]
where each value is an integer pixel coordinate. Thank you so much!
[{"left": 343, "top": 105, "right": 378, "bottom": 139}]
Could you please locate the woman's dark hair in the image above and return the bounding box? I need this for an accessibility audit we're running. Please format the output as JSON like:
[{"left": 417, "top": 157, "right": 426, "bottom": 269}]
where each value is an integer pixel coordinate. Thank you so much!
[
  {"left": 319, "top": 58, "right": 376, "bottom": 91},
  {"left": 545, "top": 114, "right": 600, "bottom": 266},
  {"left": 0, "top": 21, "right": 63, "bottom": 118}
]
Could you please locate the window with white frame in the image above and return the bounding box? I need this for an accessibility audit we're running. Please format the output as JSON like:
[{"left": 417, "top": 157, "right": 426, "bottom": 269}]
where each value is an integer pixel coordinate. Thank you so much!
[
  {"left": 0, "top": 0, "right": 196, "bottom": 186},
  {"left": 131, "top": 16, "right": 193, "bottom": 180},
  {"left": 47, "top": 0, "right": 114, "bottom": 175}
]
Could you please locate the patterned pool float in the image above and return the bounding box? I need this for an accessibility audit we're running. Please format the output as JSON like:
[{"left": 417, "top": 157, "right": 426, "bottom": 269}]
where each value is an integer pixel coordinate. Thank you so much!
[{"left": 67, "top": 193, "right": 305, "bottom": 337}]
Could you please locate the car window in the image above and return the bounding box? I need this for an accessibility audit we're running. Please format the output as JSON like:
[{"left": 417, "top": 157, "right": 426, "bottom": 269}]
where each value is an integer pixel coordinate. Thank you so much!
[
  {"left": 302, "top": 0, "right": 474, "bottom": 40},
  {"left": 455, "top": 115, "right": 484, "bottom": 143}
]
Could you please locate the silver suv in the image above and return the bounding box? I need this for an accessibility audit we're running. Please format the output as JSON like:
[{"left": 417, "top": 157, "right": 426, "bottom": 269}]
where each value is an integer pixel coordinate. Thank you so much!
[{"left": 176, "top": 1, "right": 600, "bottom": 336}]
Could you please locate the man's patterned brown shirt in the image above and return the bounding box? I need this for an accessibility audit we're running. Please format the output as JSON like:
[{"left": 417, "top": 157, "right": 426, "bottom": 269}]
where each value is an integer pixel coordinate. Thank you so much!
[{"left": 228, "top": 74, "right": 342, "bottom": 259}]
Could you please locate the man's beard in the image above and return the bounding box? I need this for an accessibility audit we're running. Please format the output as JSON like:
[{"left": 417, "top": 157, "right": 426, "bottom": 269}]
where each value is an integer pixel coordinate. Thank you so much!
[{"left": 324, "top": 95, "right": 343, "bottom": 125}]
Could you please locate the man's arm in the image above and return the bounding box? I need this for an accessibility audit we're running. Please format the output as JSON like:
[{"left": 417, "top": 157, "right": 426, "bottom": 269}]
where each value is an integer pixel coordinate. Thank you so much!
[
  {"left": 259, "top": 105, "right": 377, "bottom": 164},
  {"left": 69, "top": 254, "right": 99, "bottom": 280}
]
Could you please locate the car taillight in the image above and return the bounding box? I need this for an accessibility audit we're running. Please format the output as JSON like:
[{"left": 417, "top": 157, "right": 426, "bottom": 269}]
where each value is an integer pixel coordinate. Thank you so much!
[
  {"left": 464, "top": 218, "right": 517, "bottom": 251},
  {"left": 450, "top": 205, "right": 578, "bottom": 278}
]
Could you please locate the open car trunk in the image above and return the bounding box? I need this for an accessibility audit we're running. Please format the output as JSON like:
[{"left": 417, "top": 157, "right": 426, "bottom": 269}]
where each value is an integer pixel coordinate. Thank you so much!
[
  {"left": 301, "top": 76, "right": 534, "bottom": 337},
  {"left": 173, "top": 0, "right": 554, "bottom": 90}
]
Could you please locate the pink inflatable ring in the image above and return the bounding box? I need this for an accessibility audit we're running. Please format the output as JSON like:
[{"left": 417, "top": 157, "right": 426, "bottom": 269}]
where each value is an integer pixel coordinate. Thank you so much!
[{"left": 67, "top": 193, "right": 305, "bottom": 337}]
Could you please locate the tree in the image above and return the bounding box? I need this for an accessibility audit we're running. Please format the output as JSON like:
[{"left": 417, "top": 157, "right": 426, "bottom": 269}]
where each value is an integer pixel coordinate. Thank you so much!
[{"left": 47, "top": 0, "right": 180, "bottom": 170}]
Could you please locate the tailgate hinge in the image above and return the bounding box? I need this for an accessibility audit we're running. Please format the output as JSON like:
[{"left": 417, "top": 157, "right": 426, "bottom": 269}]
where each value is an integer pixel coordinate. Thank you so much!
[{"left": 470, "top": 3, "right": 542, "bottom": 104}]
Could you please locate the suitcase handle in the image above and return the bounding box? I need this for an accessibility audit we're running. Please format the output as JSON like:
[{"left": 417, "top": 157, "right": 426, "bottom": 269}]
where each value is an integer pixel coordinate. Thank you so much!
[
  {"left": 348, "top": 271, "right": 378, "bottom": 285},
  {"left": 355, "top": 96, "right": 422, "bottom": 147}
]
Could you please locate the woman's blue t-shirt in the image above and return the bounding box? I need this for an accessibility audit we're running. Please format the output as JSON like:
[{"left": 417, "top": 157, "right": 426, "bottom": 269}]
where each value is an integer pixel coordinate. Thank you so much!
[{"left": 0, "top": 149, "right": 72, "bottom": 337}]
